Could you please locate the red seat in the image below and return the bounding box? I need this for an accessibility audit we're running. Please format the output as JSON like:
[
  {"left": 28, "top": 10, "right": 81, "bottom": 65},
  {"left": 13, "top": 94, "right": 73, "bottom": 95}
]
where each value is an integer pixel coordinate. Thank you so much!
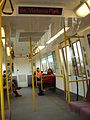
[
  {"left": 80, "top": 107, "right": 90, "bottom": 120},
  {"left": 70, "top": 81, "right": 90, "bottom": 120},
  {"left": 70, "top": 101, "right": 90, "bottom": 114},
  {"left": 42, "top": 74, "right": 55, "bottom": 87}
]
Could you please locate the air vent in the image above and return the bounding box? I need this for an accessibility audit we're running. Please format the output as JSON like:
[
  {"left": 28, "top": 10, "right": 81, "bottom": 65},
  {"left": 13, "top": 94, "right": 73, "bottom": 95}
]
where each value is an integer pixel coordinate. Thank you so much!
[{"left": 19, "top": 32, "right": 45, "bottom": 42}]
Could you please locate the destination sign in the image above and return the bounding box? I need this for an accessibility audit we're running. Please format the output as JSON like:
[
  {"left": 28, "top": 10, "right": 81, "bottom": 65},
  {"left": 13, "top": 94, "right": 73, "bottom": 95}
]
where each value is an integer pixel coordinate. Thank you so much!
[{"left": 18, "top": 6, "right": 63, "bottom": 15}]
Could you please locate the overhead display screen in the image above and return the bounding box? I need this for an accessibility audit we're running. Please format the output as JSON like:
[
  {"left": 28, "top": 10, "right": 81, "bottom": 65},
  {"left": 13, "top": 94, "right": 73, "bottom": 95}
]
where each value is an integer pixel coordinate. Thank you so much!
[{"left": 18, "top": 6, "right": 63, "bottom": 15}]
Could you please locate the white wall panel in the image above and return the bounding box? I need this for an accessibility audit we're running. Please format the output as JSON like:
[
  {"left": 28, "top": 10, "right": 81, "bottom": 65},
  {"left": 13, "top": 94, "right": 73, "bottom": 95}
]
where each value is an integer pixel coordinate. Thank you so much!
[
  {"left": 56, "top": 77, "right": 64, "bottom": 90},
  {"left": 13, "top": 57, "right": 31, "bottom": 87}
]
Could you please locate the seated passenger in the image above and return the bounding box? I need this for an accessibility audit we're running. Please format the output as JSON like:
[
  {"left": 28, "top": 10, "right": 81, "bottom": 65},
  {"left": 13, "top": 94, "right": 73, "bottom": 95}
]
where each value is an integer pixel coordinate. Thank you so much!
[
  {"left": 47, "top": 68, "right": 54, "bottom": 83},
  {"left": 43, "top": 68, "right": 55, "bottom": 88},
  {"left": 3, "top": 70, "right": 22, "bottom": 97},
  {"left": 12, "top": 79, "right": 22, "bottom": 97}
]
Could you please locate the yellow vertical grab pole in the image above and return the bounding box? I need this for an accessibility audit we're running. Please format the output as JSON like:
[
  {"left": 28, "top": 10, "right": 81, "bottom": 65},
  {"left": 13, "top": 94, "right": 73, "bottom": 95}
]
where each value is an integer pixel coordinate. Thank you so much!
[
  {"left": 39, "top": 48, "right": 43, "bottom": 90},
  {"left": 9, "top": 25, "right": 12, "bottom": 94},
  {"left": 5, "top": 26, "right": 10, "bottom": 111},
  {"left": 10, "top": 48, "right": 12, "bottom": 94},
  {"left": 30, "top": 38, "right": 36, "bottom": 112},
  {"left": 35, "top": 55, "right": 38, "bottom": 87},
  {"left": 64, "top": 25, "right": 70, "bottom": 104},
  {"left": 35, "top": 56, "right": 38, "bottom": 87},
  {"left": 0, "top": 1, "right": 5, "bottom": 120}
]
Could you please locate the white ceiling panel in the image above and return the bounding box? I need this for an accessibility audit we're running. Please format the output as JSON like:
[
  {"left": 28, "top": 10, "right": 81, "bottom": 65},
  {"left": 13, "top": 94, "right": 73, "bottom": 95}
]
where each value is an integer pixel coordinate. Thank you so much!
[
  {"left": 19, "top": 32, "right": 45, "bottom": 43},
  {"left": 15, "top": 0, "right": 79, "bottom": 9},
  {"left": 2, "top": 0, "right": 85, "bottom": 56}
]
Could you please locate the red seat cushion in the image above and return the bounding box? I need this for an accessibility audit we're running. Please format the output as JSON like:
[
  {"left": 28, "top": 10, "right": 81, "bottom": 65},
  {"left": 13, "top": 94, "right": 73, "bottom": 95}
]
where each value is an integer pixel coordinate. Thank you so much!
[
  {"left": 42, "top": 75, "right": 55, "bottom": 86},
  {"left": 70, "top": 101, "right": 90, "bottom": 114},
  {"left": 80, "top": 107, "right": 90, "bottom": 120},
  {"left": 86, "top": 81, "right": 90, "bottom": 102}
]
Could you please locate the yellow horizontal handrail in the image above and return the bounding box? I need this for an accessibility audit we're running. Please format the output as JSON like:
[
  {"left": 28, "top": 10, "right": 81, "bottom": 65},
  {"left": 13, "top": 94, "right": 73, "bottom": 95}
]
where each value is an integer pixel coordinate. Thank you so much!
[
  {"left": 42, "top": 74, "right": 62, "bottom": 77},
  {"left": 69, "top": 79, "right": 90, "bottom": 83},
  {"left": 41, "top": 74, "right": 90, "bottom": 78},
  {"left": 55, "top": 75, "right": 63, "bottom": 77}
]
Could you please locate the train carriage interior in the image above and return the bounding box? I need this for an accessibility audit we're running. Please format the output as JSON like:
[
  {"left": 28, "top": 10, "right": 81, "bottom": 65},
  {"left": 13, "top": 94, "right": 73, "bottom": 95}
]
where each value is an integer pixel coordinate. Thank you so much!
[{"left": 0, "top": 0, "right": 90, "bottom": 120}]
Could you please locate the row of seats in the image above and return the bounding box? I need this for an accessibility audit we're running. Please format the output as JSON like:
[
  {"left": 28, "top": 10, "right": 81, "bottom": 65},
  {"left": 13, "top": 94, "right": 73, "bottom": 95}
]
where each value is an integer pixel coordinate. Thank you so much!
[
  {"left": 42, "top": 74, "right": 56, "bottom": 89},
  {"left": 70, "top": 81, "right": 90, "bottom": 120}
]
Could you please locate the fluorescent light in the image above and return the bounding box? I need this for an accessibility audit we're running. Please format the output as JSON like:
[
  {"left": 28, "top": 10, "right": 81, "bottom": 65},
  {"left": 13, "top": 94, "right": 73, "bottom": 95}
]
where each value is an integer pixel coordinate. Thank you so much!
[
  {"left": 35, "top": 50, "right": 38, "bottom": 54},
  {"left": 76, "top": 2, "right": 90, "bottom": 17},
  {"left": 35, "top": 48, "right": 39, "bottom": 54},
  {"left": 38, "top": 46, "right": 45, "bottom": 50},
  {"left": 46, "top": 27, "right": 70, "bottom": 44},
  {"left": 35, "top": 46, "right": 45, "bottom": 54},
  {"left": 87, "top": 0, "right": 90, "bottom": 7},
  {"left": 2, "top": 38, "right": 5, "bottom": 47},
  {"left": 33, "top": 53, "right": 35, "bottom": 56},
  {"left": 7, "top": 47, "right": 10, "bottom": 56},
  {"left": 1, "top": 27, "right": 5, "bottom": 38}
]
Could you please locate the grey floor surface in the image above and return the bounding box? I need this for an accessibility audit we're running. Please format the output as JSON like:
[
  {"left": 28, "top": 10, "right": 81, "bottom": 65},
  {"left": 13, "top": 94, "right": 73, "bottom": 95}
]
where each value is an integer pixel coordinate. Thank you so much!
[{"left": 11, "top": 88, "right": 85, "bottom": 120}]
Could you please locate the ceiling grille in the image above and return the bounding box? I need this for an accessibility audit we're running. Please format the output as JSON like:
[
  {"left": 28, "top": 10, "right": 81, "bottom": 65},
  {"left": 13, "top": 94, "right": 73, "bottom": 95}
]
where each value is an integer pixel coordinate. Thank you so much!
[{"left": 19, "top": 32, "right": 45, "bottom": 42}]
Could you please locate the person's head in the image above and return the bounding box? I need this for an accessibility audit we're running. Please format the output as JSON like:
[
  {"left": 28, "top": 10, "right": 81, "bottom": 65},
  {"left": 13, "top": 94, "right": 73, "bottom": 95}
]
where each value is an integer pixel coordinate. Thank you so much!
[
  {"left": 3, "top": 70, "right": 6, "bottom": 74},
  {"left": 37, "top": 67, "right": 40, "bottom": 72},
  {"left": 47, "top": 68, "right": 53, "bottom": 74}
]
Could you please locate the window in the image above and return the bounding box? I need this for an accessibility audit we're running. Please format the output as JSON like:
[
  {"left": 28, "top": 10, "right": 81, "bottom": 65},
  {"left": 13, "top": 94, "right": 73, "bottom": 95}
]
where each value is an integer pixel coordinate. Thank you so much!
[
  {"left": 48, "top": 54, "right": 55, "bottom": 71},
  {"left": 62, "top": 46, "right": 72, "bottom": 75},
  {"left": 41, "top": 58, "right": 47, "bottom": 72},
  {"left": 41, "top": 53, "right": 56, "bottom": 73}
]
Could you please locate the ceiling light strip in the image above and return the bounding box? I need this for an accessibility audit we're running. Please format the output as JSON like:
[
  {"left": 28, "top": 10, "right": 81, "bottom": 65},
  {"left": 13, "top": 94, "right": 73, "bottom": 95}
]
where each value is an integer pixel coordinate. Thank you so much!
[{"left": 46, "top": 27, "right": 70, "bottom": 44}]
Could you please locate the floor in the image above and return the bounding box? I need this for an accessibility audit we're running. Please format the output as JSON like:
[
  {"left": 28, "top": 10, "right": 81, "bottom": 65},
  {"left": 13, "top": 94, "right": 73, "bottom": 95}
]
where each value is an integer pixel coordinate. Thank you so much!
[{"left": 11, "top": 88, "right": 84, "bottom": 120}]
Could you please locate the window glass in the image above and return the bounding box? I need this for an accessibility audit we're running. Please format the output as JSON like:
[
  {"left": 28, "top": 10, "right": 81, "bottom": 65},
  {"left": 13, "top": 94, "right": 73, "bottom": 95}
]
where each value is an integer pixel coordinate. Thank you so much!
[
  {"left": 48, "top": 54, "right": 54, "bottom": 71},
  {"left": 73, "top": 43, "right": 78, "bottom": 61},
  {"left": 62, "top": 46, "right": 72, "bottom": 75},
  {"left": 41, "top": 58, "right": 47, "bottom": 72}
]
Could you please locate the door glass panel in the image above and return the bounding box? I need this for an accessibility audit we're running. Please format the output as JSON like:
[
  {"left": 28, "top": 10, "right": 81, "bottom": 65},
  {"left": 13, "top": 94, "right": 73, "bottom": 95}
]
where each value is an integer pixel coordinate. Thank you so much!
[
  {"left": 62, "top": 46, "right": 71, "bottom": 75},
  {"left": 59, "top": 49, "right": 65, "bottom": 74},
  {"left": 77, "top": 41, "right": 84, "bottom": 74},
  {"left": 77, "top": 41, "right": 83, "bottom": 62},
  {"left": 73, "top": 41, "right": 85, "bottom": 76}
]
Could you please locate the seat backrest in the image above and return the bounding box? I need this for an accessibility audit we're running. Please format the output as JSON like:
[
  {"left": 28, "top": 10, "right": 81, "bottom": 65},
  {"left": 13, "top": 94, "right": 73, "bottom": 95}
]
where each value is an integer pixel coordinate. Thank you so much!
[{"left": 86, "top": 81, "right": 90, "bottom": 101}]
